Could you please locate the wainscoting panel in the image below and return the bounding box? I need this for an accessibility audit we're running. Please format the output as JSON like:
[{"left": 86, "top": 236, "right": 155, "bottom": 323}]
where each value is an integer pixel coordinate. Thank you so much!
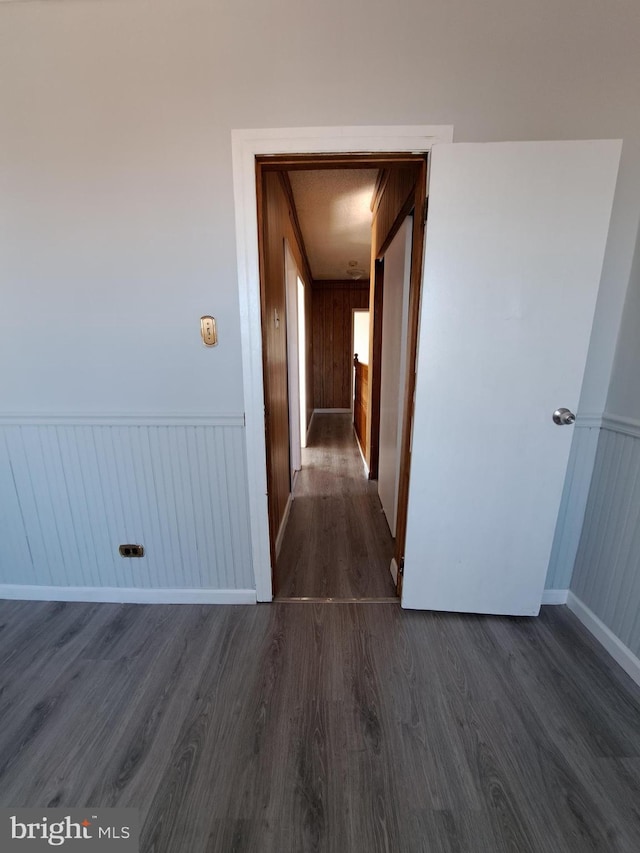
[
  {"left": 545, "top": 422, "right": 601, "bottom": 589},
  {"left": 0, "top": 420, "right": 254, "bottom": 592},
  {"left": 571, "top": 417, "right": 640, "bottom": 658}
]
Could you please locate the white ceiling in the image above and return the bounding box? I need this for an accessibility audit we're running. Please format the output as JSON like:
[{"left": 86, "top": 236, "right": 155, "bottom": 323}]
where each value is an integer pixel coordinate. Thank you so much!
[{"left": 288, "top": 169, "right": 378, "bottom": 281}]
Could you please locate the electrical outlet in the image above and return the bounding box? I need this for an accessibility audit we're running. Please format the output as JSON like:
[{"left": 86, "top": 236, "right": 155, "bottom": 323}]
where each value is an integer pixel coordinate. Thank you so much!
[{"left": 119, "top": 544, "right": 144, "bottom": 558}]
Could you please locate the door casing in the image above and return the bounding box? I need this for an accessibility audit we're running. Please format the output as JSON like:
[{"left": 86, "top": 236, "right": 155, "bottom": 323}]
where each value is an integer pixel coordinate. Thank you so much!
[{"left": 232, "top": 126, "right": 454, "bottom": 602}]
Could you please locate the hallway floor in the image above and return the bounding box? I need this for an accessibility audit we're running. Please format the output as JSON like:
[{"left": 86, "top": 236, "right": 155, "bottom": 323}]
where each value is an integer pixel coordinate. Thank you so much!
[{"left": 275, "top": 413, "right": 397, "bottom": 599}]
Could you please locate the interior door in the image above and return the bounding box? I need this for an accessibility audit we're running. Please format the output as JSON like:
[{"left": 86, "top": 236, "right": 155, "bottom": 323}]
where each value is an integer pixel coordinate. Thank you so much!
[
  {"left": 378, "top": 217, "right": 412, "bottom": 536},
  {"left": 402, "top": 140, "right": 621, "bottom": 615}
]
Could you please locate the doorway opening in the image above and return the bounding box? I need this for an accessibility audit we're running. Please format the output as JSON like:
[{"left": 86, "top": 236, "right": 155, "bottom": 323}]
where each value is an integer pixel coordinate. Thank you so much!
[
  {"left": 231, "top": 126, "right": 453, "bottom": 602},
  {"left": 256, "top": 153, "right": 428, "bottom": 601}
]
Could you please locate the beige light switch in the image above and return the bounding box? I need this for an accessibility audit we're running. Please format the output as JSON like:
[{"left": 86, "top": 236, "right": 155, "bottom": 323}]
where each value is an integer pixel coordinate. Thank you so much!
[{"left": 200, "top": 316, "right": 218, "bottom": 347}]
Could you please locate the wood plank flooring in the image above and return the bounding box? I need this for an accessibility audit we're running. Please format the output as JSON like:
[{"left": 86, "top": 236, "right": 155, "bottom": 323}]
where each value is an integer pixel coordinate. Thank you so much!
[
  {"left": 0, "top": 599, "right": 639, "bottom": 851},
  {"left": 275, "top": 413, "right": 397, "bottom": 599}
]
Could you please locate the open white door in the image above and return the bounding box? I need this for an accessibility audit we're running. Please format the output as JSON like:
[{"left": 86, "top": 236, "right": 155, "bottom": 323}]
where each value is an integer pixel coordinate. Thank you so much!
[{"left": 403, "top": 140, "right": 621, "bottom": 615}]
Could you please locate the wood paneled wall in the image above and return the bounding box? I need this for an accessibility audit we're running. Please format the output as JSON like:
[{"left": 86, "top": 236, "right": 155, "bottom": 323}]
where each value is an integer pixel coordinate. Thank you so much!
[
  {"left": 312, "top": 281, "right": 369, "bottom": 410},
  {"left": 258, "top": 170, "right": 313, "bottom": 554},
  {"left": 372, "top": 166, "right": 420, "bottom": 258}
]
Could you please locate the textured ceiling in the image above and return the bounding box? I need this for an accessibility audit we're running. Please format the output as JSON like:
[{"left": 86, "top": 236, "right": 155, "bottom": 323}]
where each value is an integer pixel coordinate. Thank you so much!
[{"left": 288, "top": 169, "right": 378, "bottom": 281}]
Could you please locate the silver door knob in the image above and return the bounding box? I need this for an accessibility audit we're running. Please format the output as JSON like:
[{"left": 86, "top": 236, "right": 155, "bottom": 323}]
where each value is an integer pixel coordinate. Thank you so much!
[{"left": 553, "top": 408, "right": 576, "bottom": 426}]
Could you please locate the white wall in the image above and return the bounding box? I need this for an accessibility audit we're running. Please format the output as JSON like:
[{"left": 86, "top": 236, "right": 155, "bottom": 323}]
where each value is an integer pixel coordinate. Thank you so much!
[{"left": 2, "top": 0, "right": 640, "bottom": 593}]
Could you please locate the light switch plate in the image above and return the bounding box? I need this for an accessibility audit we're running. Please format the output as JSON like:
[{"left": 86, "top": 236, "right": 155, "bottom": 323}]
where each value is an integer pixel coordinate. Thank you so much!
[{"left": 200, "top": 316, "right": 218, "bottom": 346}]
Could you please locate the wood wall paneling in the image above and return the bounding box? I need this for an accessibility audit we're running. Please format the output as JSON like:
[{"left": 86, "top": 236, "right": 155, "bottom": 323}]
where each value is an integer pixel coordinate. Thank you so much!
[
  {"left": 311, "top": 281, "right": 369, "bottom": 410},
  {"left": 258, "top": 169, "right": 314, "bottom": 556},
  {"left": 372, "top": 165, "right": 420, "bottom": 259}
]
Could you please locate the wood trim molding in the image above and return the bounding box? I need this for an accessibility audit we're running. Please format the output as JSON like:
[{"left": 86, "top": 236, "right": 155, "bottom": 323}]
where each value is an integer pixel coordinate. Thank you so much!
[
  {"left": 373, "top": 163, "right": 423, "bottom": 259},
  {"left": 257, "top": 153, "right": 429, "bottom": 171},
  {"left": 279, "top": 172, "right": 315, "bottom": 286},
  {"left": 371, "top": 168, "right": 390, "bottom": 215},
  {"left": 376, "top": 188, "right": 417, "bottom": 260}
]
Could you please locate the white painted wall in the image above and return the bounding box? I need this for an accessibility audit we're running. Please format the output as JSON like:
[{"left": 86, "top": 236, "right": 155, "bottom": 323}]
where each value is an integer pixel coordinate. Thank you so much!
[{"left": 2, "top": 0, "right": 640, "bottom": 593}]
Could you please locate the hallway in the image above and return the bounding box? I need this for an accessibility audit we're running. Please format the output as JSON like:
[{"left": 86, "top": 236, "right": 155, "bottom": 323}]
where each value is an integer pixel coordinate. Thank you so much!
[{"left": 275, "top": 413, "right": 398, "bottom": 599}]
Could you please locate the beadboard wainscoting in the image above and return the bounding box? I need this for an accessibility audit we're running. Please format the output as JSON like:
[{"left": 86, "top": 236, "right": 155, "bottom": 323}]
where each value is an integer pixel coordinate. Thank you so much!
[
  {"left": 545, "top": 416, "right": 602, "bottom": 590},
  {"left": 570, "top": 414, "right": 640, "bottom": 664},
  {"left": 0, "top": 416, "right": 255, "bottom": 602}
]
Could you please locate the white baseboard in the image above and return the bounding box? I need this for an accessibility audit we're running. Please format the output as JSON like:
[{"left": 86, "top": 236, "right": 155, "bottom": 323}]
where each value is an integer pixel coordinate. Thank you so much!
[
  {"left": 275, "top": 493, "right": 293, "bottom": 559},
  {"left": 0, "top": 584, "right": 257, "bottom": 605},
  {"left": 567, "top": 591, "right": 640, "bottom": 688},
  {"left": 541, "top": 589, "right": 569, "bottom": 605}
]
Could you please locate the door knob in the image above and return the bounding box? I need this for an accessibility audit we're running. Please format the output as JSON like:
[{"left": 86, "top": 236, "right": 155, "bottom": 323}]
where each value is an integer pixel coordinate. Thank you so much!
[{"left": 553, "top": 407, "right": 576, "bottom": 426}]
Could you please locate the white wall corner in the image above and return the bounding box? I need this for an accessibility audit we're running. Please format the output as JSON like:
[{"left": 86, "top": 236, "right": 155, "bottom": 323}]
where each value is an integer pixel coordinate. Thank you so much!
[{"left": 567, "top": 591, "right": 640, "bottom": 689}]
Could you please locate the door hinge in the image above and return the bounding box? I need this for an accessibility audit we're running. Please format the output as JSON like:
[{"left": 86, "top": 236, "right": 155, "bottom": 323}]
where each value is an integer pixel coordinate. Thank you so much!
[
  {"left": 398, "top": 556, "right": 405, "bottom": 576},
  {"left": 423, "top": 198, "right": 429, "bottom": 223}
]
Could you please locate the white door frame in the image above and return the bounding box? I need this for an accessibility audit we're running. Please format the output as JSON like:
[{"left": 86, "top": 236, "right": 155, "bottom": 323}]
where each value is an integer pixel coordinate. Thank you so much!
[{"left": 231, "top": 125, "right": 454, "bottom": 601}]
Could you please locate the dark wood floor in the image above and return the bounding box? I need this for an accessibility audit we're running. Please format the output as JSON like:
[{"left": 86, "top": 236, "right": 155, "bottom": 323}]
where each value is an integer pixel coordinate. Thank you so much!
[
  {"left": 275, "top": 413, "right": 397, "bottom": 599},
  {"left": 1, "top": 599, "right": 639, "bottom": 852}
]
